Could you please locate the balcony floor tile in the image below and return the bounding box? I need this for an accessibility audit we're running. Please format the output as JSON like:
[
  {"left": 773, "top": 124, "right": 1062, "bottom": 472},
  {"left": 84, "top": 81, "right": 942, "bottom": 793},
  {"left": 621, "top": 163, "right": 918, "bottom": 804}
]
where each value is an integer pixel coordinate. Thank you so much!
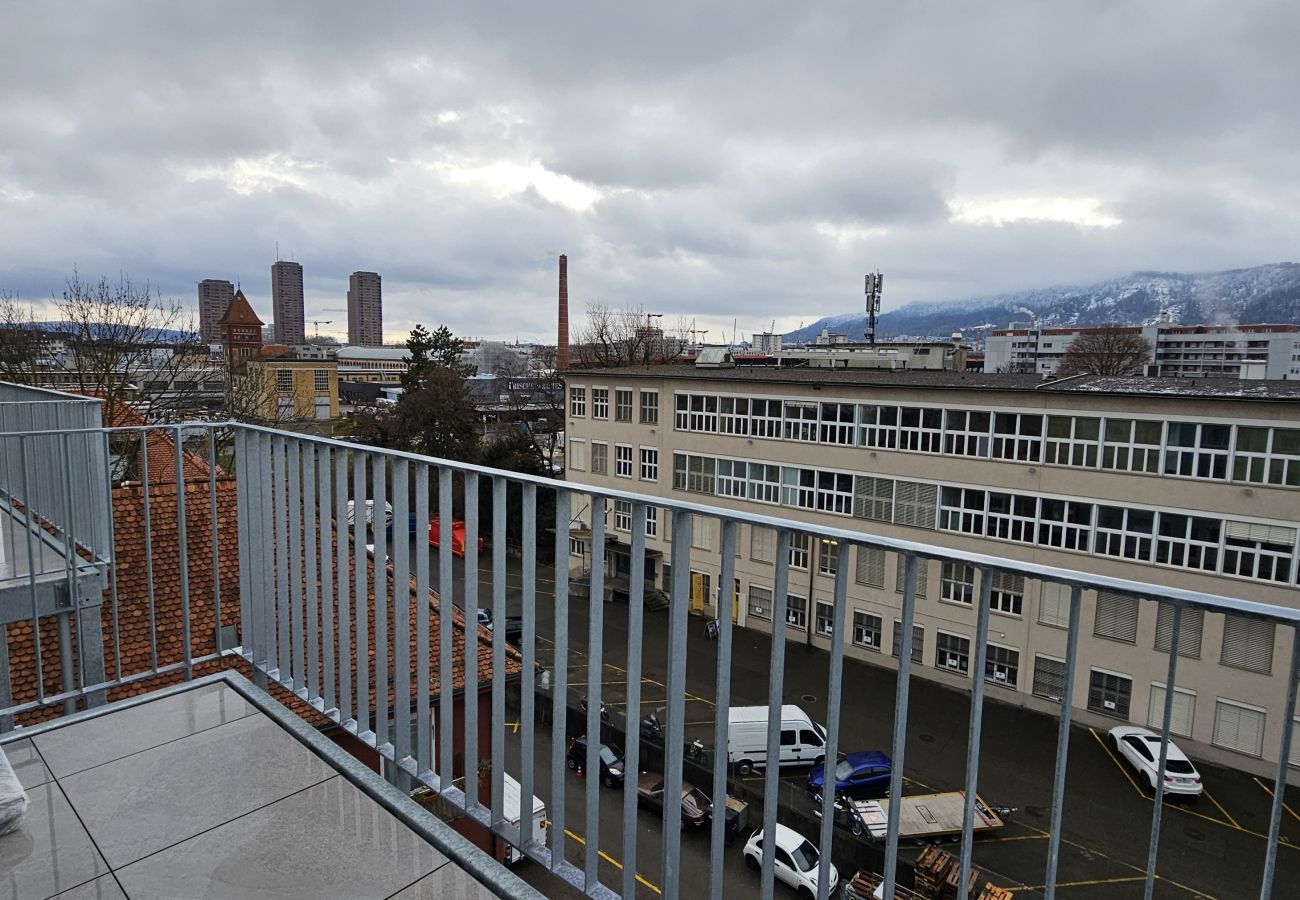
[
  {"left": 0, "top": 780, "right": 110, "bottom": 900},
  {"left": 113, "top": 775, "right": 446, "bottom": 900},
  {"left": 389, "top": 866, "right": 499, "bottom": 898},
  {"left": 58, "top": 711, "right": 334, "bottom": 868},
  {"left": 33, "top": 682, "right": 257, "bottom": 778},
  {"left": 50, "top": 874, "right": 129, "bottom": 899},
  {"left": 4, "top": 736, "right": 52, "bottom": 788}
]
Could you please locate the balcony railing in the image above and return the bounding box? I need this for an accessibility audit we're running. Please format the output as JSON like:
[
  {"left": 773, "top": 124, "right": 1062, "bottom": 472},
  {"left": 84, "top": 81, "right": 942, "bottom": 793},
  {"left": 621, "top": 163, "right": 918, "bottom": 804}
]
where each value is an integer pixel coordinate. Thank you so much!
[{"left": 1, "top": 409, "right": 1298, "bottom": 899}]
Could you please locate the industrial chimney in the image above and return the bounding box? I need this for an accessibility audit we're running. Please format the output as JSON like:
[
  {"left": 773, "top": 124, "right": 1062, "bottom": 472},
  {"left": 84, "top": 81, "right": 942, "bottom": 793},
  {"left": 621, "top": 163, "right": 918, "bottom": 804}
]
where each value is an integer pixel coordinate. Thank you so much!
[{"left": 557, "top": 254, "right": 569, "bottom": 370}]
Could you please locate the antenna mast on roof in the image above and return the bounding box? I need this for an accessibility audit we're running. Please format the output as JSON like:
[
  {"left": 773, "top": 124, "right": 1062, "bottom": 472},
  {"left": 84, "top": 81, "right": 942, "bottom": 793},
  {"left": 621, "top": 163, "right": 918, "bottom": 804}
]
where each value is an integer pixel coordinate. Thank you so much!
[{"left": 865, "top": 271, "right": 883, "bottom": 345}]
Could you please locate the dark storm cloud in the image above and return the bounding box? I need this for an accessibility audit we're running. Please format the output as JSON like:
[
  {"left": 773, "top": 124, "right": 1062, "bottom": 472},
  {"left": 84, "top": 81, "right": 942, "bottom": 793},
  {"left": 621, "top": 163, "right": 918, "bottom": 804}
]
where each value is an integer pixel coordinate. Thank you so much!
[{"left": 1, "top": 1, "right": 1296, "bottom": 340}]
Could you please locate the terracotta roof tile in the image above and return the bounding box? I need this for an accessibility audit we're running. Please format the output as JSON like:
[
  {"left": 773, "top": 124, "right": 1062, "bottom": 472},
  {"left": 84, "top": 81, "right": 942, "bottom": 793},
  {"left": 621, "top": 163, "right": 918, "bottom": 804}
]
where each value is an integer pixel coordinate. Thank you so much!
[{"left": 6, "top": 475, "right": 521, "bottom": 728}]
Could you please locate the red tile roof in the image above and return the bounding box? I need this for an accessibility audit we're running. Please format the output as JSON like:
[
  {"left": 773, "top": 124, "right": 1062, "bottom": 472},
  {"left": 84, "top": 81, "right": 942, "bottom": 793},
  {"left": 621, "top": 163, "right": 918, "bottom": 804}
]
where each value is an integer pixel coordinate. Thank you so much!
[
  {"left": 218, "top": 289, "right": 265, "bottom": 327},
  {"left": 5, "top": 476, "right": 520, "bottom": 727}
]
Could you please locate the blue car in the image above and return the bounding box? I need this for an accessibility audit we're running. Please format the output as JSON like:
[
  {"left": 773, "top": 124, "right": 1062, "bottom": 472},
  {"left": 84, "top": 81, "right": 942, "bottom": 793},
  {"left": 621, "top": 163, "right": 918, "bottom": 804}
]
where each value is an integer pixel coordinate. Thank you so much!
[{"left": 807, "top": 750, "right": 892, "bottom": 801}]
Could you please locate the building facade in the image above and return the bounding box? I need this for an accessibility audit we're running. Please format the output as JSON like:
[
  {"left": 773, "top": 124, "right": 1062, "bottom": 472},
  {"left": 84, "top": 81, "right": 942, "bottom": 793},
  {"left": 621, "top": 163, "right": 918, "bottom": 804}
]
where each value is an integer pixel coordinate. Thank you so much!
[
  {"left": 244, "top": 355, "right": 339, "bottom": 422},
  {"left": 197, "top": 279, "right": 235, "bottom": 344},
  {"left": 987, "top": 323, "right": 1300, "bottom": 379},
  {"left": 562, "top": 364, "right": 1300, "bottom": 777},
  {"left": 347, "top": 271, "right": 384, "bottom": 347},
  {"left": 218, "top": 289, "right": 264, "bottom": 372},
  {"left": 271, "top": 260, "right": 306, "bottom": 345},
  {"left": 336, "top": 346, "right": 411, "bottom": 384}
]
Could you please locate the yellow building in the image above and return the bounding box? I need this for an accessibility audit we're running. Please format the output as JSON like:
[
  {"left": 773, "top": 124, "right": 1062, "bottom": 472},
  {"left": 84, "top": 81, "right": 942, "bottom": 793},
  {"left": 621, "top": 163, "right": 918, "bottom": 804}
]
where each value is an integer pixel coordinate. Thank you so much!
[{"left": 244, "top": 352, "right": 339, "bottom": 423}]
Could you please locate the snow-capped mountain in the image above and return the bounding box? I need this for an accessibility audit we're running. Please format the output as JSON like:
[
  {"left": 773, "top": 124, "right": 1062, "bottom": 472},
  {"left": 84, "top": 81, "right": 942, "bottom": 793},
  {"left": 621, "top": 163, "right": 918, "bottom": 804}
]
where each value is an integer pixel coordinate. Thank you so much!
[{"left": 783, "top": 263, "right": 1300, "bottom": 343}]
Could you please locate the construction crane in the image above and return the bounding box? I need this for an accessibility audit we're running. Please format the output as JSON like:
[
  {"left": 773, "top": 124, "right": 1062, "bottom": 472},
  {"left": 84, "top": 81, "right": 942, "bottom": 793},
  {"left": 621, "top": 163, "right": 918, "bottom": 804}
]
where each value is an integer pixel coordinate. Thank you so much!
[{"left": 311, "top": 320, "right": 332, "bottom": 337}]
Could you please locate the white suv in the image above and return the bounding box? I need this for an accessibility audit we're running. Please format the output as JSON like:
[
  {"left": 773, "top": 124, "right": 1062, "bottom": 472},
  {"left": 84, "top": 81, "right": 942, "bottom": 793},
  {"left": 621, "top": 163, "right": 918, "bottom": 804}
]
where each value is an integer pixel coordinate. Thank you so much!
[{"left": 742, "top": 823, "right": 839, "bottom": 897}]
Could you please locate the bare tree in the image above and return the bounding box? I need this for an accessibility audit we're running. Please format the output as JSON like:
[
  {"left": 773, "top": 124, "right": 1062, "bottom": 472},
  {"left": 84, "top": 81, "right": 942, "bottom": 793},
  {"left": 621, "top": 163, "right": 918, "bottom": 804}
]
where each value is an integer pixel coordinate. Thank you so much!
[
  {"left": 1056, "top": 325, "right": 1153, "bottom": 377},
  {"left": 1, "top": 270, "right": 201, "bottom": 424},
  {"left": 572, "top": 302, "right": 688, "bottom": 368}
]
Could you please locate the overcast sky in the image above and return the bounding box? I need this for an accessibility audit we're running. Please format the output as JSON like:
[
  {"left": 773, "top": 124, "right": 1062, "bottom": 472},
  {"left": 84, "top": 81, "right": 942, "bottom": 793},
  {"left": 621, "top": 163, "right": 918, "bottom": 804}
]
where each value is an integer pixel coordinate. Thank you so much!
[{"left": 2, "top": 2, "right": 1296, "bottom": 343}]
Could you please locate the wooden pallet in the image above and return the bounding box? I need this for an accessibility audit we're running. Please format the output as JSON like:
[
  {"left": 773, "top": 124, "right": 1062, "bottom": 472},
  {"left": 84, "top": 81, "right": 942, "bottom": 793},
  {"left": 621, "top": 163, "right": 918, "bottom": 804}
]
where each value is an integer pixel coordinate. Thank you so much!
[
  {"left": 845, "top": 870, "right": 928, "bottom": 900},
  {"left": 913, "top": 846, "right": 953, "bottom": 898},
  {"left": 974, "top": 885, "right": 1014, "bottom": 900}
]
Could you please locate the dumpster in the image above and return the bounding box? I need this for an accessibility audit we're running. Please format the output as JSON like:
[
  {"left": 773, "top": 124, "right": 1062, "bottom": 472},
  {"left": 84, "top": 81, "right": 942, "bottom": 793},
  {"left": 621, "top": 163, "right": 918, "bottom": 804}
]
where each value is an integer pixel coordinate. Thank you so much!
[{"left": 723, "top": 795, "right": 748, "bottom": 845}]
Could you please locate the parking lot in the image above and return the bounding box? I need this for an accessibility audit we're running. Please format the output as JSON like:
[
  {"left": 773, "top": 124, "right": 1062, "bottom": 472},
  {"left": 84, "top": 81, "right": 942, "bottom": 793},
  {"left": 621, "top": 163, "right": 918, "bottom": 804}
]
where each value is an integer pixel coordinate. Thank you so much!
[{"left": 421, "top": 543, "right": 1300, "bottom": 898}]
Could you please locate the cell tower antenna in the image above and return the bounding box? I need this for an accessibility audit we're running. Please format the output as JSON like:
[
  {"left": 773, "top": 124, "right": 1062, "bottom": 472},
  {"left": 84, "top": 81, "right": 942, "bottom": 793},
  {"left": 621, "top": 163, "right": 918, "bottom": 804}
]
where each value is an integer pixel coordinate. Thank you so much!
[
  {"left": 276, "top": 241, "right": 280, "bottom": 262},
  {"left": 864, "top": 271, "right": 884, "bottom": 345}
]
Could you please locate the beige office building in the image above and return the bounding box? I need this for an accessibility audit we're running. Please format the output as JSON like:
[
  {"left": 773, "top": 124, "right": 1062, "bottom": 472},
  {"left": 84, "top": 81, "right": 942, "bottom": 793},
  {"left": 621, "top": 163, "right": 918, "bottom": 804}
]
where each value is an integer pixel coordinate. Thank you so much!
[
  {"left": 562, "top": 363, "right": 1300, "bottom": 779},
  {"left": 197, "top": 279, "right": 235, "bottom": 344}
]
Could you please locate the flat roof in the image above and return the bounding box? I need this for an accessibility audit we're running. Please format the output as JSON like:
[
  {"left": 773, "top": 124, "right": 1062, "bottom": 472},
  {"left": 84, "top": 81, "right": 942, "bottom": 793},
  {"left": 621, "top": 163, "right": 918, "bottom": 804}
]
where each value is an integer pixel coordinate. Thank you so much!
[{"left": 562, "top": 365, "right": 1300, "bottom": 401}]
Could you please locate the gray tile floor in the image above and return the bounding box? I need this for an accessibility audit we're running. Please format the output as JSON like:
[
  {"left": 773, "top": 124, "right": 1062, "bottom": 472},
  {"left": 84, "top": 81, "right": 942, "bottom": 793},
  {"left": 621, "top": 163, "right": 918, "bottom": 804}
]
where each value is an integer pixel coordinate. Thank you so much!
[{"left": 1, "top": 683, "right": 499, "bottom": 900}]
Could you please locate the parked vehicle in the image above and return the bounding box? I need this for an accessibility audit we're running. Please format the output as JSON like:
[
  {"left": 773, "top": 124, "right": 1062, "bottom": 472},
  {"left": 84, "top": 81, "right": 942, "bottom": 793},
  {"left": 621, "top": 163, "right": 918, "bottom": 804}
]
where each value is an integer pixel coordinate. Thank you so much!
[
  {"left": 742, "top": 823, "right": 839, "bottom": 896},
  {"left": 566, "top": 736, "right": 625, "bottom": 787},
  {"left": 636, "top": 772, "right": 713, "bottom": 829},
  {"left": 1108, "top": 725, "right": 1204, "bottom": 796},
  {"left": 428, "top": 517, "right": 484, "bottom": 558},
  {"left": 727, "top": 705, "right": 826, "bottom": 775},
  {"left": 346, "top": 499, "right": 393, "bottom": 529},
  {"left": 836, "top": 792, "right": 1008, "bottom": 843},
  {"left": 500, "top": 773, "right": 546, "bottom": 865},
  {"left": 807, "top": 750, "right": 892, "bottom": 801},
  {"left": 640, "top": 711, "right": 665, "bottom": 743}
]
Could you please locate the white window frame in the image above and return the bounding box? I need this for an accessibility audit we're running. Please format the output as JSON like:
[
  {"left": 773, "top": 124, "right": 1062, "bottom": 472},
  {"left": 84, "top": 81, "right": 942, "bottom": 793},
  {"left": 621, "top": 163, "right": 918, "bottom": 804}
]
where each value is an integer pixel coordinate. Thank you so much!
[
  {"left": 989, "top": 571, "right": 1024, "bottom": 616},
  {"left": 613, "top": 500, "right": 632, "bottom": 532},
  {"left": 750, "top": 527, "right": 776, "bottom": 564},
  {"left": 814, "top": 600, "right": 835, "bottom": 637},
  {"left": 591, "top": 387, "right": 610, "bottom": 419},
  {"left": 788, "top": 533, "right": 810, "bottom": 570},
  {"left": 645, "top": 506, "right": 658, "bottom": 538},
  {"left": 720, "top": 396, "right": 751, "bottom": 436},
  {"left": 639, "top": 389, "right": 659, "bottom": 425},
  {"left": 785, "top": 593, "right": 808, "bottom": 630},
  {"left": 892, "top": 619, "right": 924, "bottom": 663},
  {"left": 818, "top": 539, "right": 839, "bottom": 577},
  {"left": 853, "top": 610, "right": 882, "bottom": 650},
  {"left": 985, "top": 643, "right": 1020, "bottom": 689},
  {"left": 1147, "top": 683, "right": 1196, "bottom": 738},
  {"left": 782, "top": 401, "right": 819, "bottom": 442},
  {"left": 748, "top": 585, "right": 773, "bottom": 620},
  {"left": 614, "top": 388, "right": 633, "bottom": 423},
  {"left": 639, "top": 446, "right": 659, "bottom": 482},
  {"left": 858, "top": 404, "right": 899, "bottom": 449},
  {"left": 935, "top": 630, "right": 971, "bottom": 675},
  {"left": 1038, "top": 582, "right": 1070, "bottom": 628},
  {"left": 614, "top": 443, "right": 633, "bottom": 478},
  {"left": 746, "top": 462, "right": 781, "bottom": 505},
  {"left": 1101, "top": 417, "right": 1161, "bottom": 474},
  {"left": 1163, "top": 420, "right": 1231, "bottom": 480},
  {"left": 940, "top": 561, "right": 975, "bottom": 606},
  {"left": 1032, "top": 654, "right": 1066, "bottom": 701},
  {"left": 1087, "top": 668, "right": 1133, "bottom": 719},
  {"left": 819, "top": 402, "right": 856, "bottom": 445},
  {"left": 690, "top": 515, "right": 715, "bottom": 551},
  {"left": 749, "top": 398, "right": 783, "bottom": 439},
  {"left": 1044, "top": 415, "right": 1101, "bottom": 468},
  {"left": 1212, "top": 698, "right": 1265, "bottom": 757},
  {"left": 567, "top": 438, "right": 586, "bottom": 471},
  {"left": 590, "top": 441, "right": 608, "bottom": 475}
]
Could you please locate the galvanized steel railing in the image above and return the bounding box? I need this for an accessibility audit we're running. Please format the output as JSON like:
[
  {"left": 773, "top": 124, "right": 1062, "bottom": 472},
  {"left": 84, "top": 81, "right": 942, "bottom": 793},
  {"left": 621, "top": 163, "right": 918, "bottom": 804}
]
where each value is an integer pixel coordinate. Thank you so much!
[{"left": 1, "top": 414, "right": 1298, "bottom": 900}]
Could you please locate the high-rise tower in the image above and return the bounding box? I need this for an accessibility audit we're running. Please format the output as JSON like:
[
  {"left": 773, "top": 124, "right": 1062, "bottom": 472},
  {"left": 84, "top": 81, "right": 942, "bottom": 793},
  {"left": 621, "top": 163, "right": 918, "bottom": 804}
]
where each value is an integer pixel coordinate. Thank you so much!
[
  {"left": 271, "top": 260, "right": 305, "bottom": 345},
  {"left": 347, "top": 271, "right": 383, "bottom": 347},
  {"left": 197, "top": 279, "right": 234, "bottom": 344}
]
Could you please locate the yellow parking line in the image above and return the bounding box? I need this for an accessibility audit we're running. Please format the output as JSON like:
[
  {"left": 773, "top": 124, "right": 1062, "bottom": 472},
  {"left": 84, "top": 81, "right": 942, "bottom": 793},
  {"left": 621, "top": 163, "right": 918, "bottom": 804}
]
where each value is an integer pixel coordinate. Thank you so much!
[
  {"left": 1203, "top": 788, "right": 1241, "bottom": 829},
  {"left": 562, "top": 827, "right": 662, "bottom": 894},
  {"left": 1252, "top": 776, "right": 1300, "bottom": 824},
  {"left": 1090, "top": 727, "right": 1146, "bottom": 798},
  {"left": 1018, "top": 875, "right": 1146, "bottom": 891},
  {"left": 1019, "top": 822, "right": 1221, "bottom": 898}
]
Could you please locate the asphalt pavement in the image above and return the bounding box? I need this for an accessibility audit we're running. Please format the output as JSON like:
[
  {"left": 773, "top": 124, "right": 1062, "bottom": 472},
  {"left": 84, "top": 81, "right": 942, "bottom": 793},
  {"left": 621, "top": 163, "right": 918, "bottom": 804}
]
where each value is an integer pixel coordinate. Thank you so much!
[{"left": 414, "top": 537, "right": 1300, "bottom": 899}]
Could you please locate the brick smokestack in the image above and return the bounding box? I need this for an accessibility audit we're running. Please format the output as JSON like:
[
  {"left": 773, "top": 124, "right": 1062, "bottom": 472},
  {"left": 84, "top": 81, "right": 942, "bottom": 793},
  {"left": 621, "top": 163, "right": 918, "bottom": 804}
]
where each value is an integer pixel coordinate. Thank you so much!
[{"left": 557, "top": 253, "right": 569, "bottom": 371}]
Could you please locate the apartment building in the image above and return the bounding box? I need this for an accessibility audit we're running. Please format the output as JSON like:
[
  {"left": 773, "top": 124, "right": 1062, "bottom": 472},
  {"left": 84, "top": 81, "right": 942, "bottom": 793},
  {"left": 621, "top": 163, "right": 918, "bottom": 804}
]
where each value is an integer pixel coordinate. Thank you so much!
[
  {"left": 196, "top": 278, "right": 235, "bottom": 344},
  {"left": 347, "top": 270, "right": 384, "bottom": 347},
  {"left": 987, "top": 322, "right": 1300, "bottom": 379},
  {"left": 271, "top": 260, "right": 306, "bottom": 345},
  {"left": 562, "top": 363, "right": 1300, "bottom": 775}
]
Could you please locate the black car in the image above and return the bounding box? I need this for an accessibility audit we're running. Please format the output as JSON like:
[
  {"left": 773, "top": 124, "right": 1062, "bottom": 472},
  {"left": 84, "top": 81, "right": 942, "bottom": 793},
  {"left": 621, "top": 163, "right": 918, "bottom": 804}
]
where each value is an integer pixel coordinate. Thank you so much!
[{"left": 566, "top": 735, "right": 625, "bottom": 787}]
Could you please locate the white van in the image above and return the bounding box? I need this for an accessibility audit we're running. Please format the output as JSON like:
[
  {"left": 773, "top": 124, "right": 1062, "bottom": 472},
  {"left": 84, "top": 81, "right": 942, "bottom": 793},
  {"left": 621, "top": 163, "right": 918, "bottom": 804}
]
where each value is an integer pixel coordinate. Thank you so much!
[
  {"left": 727, "top": 705, "right": 827, "bottom": 775},
  {"left": 501, "top": 773, "right": 547, "bottom": 865}
]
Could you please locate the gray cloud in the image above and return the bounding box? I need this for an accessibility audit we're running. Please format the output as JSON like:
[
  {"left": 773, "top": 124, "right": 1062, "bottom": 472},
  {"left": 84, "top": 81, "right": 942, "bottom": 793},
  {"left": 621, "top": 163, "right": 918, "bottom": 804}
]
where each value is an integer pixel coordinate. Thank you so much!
[{"left": 1, "top": 1, "right": 1296, "bottom": 341}]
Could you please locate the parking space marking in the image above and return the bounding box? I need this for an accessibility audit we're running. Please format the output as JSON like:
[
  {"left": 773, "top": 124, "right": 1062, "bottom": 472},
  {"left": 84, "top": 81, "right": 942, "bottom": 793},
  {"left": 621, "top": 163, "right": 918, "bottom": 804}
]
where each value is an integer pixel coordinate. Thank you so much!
[
  {"left": 1251, "top": 776, "right": 1300, "bottom": 824},
  {"left": 1090, "top": 727, "right": 1146, "bottom": 798},
  {"left": 1018, "top": 822, "right": 1221, "bottom": 898},
  {"left": 1018, "top": 874, "right": 1147, "bottom": 892},
  {"left": 1202, "top": 788, "right": 1241, "bottom": 830},
  {"left": 560, "top": 826, "right": 663, "bottom": 895}
]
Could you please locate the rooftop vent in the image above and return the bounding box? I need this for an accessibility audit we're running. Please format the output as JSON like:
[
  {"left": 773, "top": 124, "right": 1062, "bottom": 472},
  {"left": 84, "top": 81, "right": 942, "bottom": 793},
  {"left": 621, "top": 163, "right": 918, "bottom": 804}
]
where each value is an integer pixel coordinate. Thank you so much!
[{"left": 695, "top": 347, "right": 735, "bottom": 368}]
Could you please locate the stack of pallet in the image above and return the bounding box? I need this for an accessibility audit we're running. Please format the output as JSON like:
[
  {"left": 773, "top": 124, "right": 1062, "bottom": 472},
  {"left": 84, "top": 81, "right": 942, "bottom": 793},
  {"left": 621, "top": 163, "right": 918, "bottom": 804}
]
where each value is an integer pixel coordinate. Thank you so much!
[
  {"left": 844, "top": 870, "right": 928, "bottom": 900},
  {"left": 974, "top": 885, "right": 1013, "bottom": 900},
  {"left": 942, "top": 862, "right": 982, "bottom": 900},
  {"left": 913, "top": 846, "right": 954, "bottom": 898}
]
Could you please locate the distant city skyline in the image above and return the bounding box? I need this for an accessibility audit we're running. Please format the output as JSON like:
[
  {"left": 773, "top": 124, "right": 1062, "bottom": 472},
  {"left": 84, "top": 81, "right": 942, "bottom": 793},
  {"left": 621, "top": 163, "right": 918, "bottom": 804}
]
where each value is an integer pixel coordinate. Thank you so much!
[{"left": 3, "top": 5, "right": 1297, "bottom": 345}]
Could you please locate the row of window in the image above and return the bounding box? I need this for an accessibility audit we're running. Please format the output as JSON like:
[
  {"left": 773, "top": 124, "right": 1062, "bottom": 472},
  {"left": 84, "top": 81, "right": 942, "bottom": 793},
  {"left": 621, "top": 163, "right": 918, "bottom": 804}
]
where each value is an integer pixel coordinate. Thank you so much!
[
  {"left": 656, "top": 390, "right": 1300, "bottom": 488},
  {"left": 669, "top": 451, "right": 1300, "bottom": 588},
  {"left": 735, "top": 545, "right": 1279, "bottom": 676},
  {"left": 569, "top": 387, "right": 659, "bottom": 425},
  {"left": 569, "top": 440, "right": 659, "bottom": 481}
]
